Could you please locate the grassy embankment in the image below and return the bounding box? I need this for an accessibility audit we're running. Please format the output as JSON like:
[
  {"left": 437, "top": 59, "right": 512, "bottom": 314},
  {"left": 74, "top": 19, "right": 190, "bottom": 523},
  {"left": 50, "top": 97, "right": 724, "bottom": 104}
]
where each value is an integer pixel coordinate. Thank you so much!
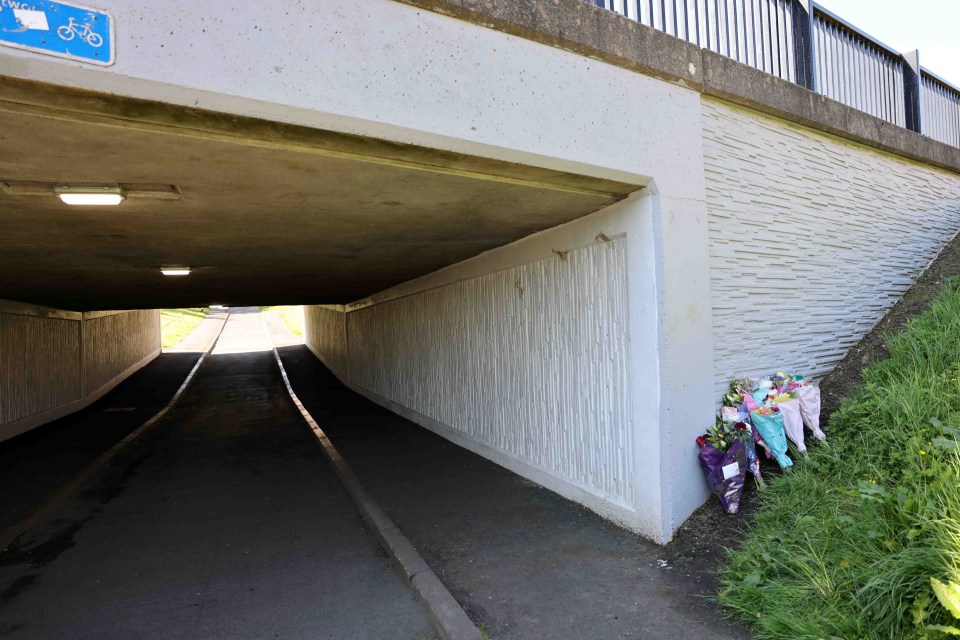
[
  {"left": 160, "top": 308, "right": 208, "bottom": 349},
  {"left": 259, "top": 305, "right": 304, "bottom": 337},
  {"left": 721, "top": 278, "right": 960, "bottom": 639}
]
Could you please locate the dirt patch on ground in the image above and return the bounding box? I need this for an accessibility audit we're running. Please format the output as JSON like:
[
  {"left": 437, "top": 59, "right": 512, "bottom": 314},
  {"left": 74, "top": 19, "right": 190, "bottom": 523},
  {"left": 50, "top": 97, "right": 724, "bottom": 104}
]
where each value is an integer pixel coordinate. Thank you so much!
[{"left": 667, "top": 230, "right": 960, "bottom": 614}]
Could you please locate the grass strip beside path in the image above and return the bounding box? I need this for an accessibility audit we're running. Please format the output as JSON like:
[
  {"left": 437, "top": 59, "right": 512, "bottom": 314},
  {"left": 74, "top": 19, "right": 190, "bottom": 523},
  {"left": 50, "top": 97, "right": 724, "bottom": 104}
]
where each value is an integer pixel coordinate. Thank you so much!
[
  {"left": 720, "top": 278, "right": 960, "bottom": 639},
  {"left": 160, "top": 308, "right": 208, "bottom": 349},
  {"left": 259, "top": 306, "right": 304, "bottom": 337}
]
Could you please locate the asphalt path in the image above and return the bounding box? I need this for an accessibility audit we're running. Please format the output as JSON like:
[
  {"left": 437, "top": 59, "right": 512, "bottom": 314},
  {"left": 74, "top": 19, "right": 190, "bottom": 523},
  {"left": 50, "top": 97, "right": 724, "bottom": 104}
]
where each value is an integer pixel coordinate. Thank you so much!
[{"left": 0, "top": 309, "right": 435, "bottom": 639}]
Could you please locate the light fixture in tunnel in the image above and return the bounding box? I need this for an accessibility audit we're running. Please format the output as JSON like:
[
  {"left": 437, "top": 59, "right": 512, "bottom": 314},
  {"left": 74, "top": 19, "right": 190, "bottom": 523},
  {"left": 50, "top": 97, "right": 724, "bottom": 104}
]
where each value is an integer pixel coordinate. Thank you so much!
[
  {"left": 55, "top": 185, "right": 126, "bottom": 206},
  {"left": 161, "top": 267, "right": 191, "bottom": 277}
]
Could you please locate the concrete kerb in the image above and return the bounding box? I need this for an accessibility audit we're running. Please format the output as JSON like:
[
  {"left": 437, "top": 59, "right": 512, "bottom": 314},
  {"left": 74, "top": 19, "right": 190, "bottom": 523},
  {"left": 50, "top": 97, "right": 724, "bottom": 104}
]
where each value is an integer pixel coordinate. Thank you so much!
[
  {"left": 271, "top": 348, "right": 483, "bottom": 640},
  {"left": 0, "top": 310, "right": 229, "bottom": 553}
]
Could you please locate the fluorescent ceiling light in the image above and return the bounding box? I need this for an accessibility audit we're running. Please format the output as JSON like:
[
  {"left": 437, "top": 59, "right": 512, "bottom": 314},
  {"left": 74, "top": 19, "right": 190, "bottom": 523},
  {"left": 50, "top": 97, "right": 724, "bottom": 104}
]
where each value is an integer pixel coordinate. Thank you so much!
[
  {"left": 161, "top": 267, "right": 191, "bottom": 276},
  {"left": 55, "top": 185, "right": 126, "bottom": 206},
  {"left": 59, "top": 193, "right": 125, "bottom": 206}
]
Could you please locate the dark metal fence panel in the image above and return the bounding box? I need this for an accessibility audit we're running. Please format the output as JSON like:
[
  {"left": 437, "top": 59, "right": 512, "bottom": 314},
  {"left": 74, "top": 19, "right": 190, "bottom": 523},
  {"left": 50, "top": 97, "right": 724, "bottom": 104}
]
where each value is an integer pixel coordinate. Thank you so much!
[
  {"left": 922, "top": 71, "right": 960, "bottom": 148},
  {"left": 812, "top": 6, "right": 905, "bottom": 128},
  {"left": 593, "top": 0, "right": 795, "bottom": 81}
]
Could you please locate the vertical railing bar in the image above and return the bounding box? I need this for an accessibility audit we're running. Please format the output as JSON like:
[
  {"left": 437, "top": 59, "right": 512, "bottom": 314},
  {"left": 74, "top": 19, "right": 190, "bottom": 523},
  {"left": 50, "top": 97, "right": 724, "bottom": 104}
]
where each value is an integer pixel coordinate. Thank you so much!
[
  {"left": 813, "top": 14, "right": 820, "bottom": 92},
  {"left": 821, "top": 18, "right": 829, "bottom": 99},
  {"left": 770, "top": 0, "right": 777, "bottom": 78},
  {"left": 845, "top": 33, "right": 860, "bottom": 109},
  {"left": 880, "top": 51, "right": 889, "bottom": 122},
  {"left": 723, "top": 0, "right": 730, "bottom": 57},
  {"left": 693, "top": 0, "right": 701, "bottom": 46},
  {"left": 773, "top": 0, "right": 783, "bottom": 78},
  {"left": 824, "top": 19, "right": 832, "bottom": 100},
  {"left": 830, "top": 22, "right": 839, "bottom": 102},
  {"left": 732, "top": 0, "right": 740, "bottom": 62},
  {"left": 785, "top": 1, "right": 794, "bottom": 82},
  {"left": 856, "top": 37, "right": 865, "bottom": 114},
  {"left": 870, "top": 52, "right": 891, "bottom": 122},
  {"left": 840, "top": 26, "right": 849, "bottom": 107},
  {"left": 720, "top": 0, "right": 726, "bottom": 53},
  {"left": 851, "top": 30, "right": 859, "bottom": 110},
  {"left": 754, "top": 0, "right": 763, "bottom": 70},
  {"left": 867, "top": 49, "right": 889, "bottom": 121},
  {"left": 714, "top": 0, "right": 721, "bottom": 55},
  {"left": 758, "top": 0, "right": 765, "bottom": 73},
  {"left": 782, "top": 0, "right": 790, "bottom": 79},
  {"left": 767, "top": 0, "right": 775, "bottom": 77},
  {"left": 883, "top": 52, "right": 892, "bottom": 123}
]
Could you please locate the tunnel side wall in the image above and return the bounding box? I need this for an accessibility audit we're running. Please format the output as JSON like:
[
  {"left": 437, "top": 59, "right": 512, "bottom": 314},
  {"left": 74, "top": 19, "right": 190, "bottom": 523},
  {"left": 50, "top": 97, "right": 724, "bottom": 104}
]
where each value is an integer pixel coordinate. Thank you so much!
[
  {"left": 306, "top": 196, "right": 665, "bottom": 538},
  {"left": 704, "top": 99, "right": 960, "bottom": 398},
  {"left": 0, "top": 303, "right": 161, "bottom": 442}
]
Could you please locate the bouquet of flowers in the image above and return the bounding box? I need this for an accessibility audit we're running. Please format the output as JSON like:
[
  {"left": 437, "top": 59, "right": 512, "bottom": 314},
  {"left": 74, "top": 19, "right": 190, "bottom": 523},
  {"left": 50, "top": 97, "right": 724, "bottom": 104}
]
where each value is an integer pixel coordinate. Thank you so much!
[
  {"left": 697, "top": 371, "right": 826, "bottom": 513},
  {"left": 749, "top": 406, "right": 793, "bottom": 469},
  {"left": 696, "top": 417, "right": 764, "bottom": 513}
]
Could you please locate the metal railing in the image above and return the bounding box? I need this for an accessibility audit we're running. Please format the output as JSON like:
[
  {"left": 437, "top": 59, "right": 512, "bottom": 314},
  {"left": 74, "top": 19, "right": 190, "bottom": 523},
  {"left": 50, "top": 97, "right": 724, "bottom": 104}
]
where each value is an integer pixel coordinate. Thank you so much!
[
  {"left": 593, "top": 0, "right": 796, "bottom": 81},
  {"left": 922, "top": 70, "right": 960, "bottom": 148},
  {"left": 812, "top": 7, "right": 905, "bottom": 128},
  {"left": 590, "top": 0, "right": 960, "bottom": 148}
]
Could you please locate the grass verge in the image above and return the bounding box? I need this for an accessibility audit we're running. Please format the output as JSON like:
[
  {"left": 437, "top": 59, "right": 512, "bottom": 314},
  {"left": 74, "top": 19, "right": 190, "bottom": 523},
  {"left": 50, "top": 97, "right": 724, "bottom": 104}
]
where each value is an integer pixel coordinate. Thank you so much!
[
  {"left": 259, "top": 305, "right": 303, "bottom": 337},
  {"left": 160, "top": 308, "right": 208, "bottom": 349},
  {"left": 720, "top": 277, "right": 960, "bottom": 639}
]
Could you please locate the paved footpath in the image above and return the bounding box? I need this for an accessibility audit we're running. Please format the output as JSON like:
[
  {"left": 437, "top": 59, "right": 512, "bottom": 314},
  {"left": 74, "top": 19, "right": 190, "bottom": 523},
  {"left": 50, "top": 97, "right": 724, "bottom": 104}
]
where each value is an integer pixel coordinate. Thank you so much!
[
  {"left": 277, "top": 346, "right": 749, "bottom": 640},
  {"left": 0, "top": 309, "right": 436, "bottom": 639}
]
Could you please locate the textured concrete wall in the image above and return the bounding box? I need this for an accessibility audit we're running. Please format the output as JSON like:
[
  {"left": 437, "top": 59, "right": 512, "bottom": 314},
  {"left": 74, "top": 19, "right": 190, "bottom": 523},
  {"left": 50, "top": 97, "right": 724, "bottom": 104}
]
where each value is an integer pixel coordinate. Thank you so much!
[
  {"left": 303, "top": 306, "right": 348, "bottom": 378},
  {"left": 0, "top": 304, "right": 161, "bottom": 442},
  {"left": 351, "top": 239, "right": 633, "bottom": 503},
  {"left": 0, "top": 314, "right": 81, "bottom": 425},
  {"left": 704, "top": 99, "right": 960, "bottom": 397},
  {"left": 82, "top": 310, "right": 161, "bottom": 395},
  {"left": 306, "top": 195, "right": 666, "bottom": 537}
]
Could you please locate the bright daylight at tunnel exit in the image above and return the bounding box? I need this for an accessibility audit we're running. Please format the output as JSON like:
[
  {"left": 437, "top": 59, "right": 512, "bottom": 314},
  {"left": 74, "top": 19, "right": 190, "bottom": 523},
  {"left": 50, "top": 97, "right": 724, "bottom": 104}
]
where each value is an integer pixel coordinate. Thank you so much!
[{"left": 1, "top": 0, "right": 960, "bottom": 638}]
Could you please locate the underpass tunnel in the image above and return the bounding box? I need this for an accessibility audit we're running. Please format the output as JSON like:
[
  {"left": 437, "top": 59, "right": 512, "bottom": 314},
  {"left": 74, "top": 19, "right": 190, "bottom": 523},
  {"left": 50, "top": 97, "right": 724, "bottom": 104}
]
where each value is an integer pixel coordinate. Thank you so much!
[
  {"left": 0, "top": 71, "right": 676, "bottom": 638},
  {"left": 0, "top": 70, "right": 651, "bottom": 523}
]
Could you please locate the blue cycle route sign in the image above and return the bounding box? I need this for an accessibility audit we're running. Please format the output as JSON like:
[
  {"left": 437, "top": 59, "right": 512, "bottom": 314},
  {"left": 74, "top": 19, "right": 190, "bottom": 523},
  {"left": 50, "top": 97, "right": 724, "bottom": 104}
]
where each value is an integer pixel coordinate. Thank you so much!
[{"left": 0, "top": 0, "right": 113, "bottom": 66}]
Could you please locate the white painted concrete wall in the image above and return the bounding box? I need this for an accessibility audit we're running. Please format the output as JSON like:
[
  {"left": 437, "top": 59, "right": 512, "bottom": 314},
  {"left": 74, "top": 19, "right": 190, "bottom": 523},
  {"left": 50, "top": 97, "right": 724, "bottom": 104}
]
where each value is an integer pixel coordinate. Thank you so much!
[
  {"left": 703, "top": 99, "right": 960, "bottom": 397},
  {"left": 307, "top": 195, "right": 669, "bottom": 538},
  {"left": 0, "top": 303, "right": 161, "bottom": 442}
]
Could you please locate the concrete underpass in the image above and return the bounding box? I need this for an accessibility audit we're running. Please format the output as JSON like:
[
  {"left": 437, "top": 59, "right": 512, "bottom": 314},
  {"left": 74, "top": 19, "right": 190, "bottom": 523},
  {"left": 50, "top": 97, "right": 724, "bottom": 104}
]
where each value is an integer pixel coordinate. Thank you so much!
[{"left": 2, "top": 0, "right": 960, "bottom": 637}]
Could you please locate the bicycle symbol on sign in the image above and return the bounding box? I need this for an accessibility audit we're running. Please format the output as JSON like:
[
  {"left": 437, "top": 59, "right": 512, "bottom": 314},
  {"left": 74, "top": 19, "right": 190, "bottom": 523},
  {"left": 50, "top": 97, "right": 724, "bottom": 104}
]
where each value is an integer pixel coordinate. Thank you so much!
[{"left": 56, "top": 17, "right": 103, "bottom": 47}]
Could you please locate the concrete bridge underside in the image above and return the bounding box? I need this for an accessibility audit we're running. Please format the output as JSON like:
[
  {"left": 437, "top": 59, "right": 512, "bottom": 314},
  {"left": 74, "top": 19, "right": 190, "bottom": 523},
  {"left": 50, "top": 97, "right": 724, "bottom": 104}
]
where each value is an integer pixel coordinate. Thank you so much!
[{"left": 0, "top": 76, "right": 638, "bottom": 310}]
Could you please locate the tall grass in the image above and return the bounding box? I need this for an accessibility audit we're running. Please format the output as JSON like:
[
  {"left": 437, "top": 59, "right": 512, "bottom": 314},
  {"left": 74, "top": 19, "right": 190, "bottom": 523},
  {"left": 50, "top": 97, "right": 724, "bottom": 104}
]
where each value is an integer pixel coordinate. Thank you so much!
[{"left": 720, "top": 278, "right": 960, "bottom": 638}]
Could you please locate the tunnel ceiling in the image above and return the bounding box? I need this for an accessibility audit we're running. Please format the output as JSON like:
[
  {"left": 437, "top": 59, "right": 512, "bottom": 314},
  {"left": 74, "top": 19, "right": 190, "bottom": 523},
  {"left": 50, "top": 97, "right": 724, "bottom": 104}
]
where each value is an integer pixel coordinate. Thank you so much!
[{"left": 0, "top": 76, "right": 641, "bottom": 311}]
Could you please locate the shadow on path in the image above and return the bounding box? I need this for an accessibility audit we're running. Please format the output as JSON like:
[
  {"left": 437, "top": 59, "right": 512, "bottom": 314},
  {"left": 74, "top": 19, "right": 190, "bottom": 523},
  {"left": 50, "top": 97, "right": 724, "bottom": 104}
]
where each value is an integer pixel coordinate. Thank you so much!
[{"left": 278, "top": 345, "right": 748, "bottom": 640}]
